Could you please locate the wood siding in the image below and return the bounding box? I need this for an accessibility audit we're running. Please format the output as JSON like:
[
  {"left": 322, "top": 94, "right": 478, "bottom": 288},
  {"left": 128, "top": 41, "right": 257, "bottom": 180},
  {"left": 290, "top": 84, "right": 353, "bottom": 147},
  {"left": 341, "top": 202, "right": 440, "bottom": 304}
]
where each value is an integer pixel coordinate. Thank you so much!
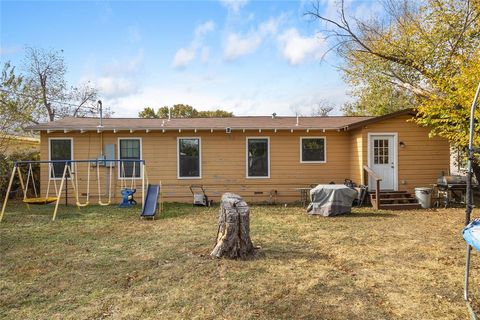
[
  {"left": 352, "top": 115, "right": 450, "bottom": 193},
  {"left": 40, "top": 130, "right": 352, "bottom": 204},
  {"left": 349, "top": 131, "right": 363, "bottom": 185},
  {"left": 39, "top": 114, "right": 450, "bottom": 204}
]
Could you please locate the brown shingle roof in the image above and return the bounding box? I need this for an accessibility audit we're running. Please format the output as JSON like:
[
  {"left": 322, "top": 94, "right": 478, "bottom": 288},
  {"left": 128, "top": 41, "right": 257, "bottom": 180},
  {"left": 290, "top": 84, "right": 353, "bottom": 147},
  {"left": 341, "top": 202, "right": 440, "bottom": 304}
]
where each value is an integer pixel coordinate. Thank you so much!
[
  {"left": 26, "top": 116, "right": 373, "bottom": 132},
  {"left": 25, "top": 109, "right": 415, "bottom": 132}
]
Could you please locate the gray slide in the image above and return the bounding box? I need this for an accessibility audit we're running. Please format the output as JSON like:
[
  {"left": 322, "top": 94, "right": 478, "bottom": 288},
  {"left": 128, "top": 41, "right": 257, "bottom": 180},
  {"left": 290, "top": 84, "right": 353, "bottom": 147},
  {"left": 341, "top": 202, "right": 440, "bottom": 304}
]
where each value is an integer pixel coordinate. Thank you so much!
[{"left": 141, "top": 184, "right": 160, "bottom": 218}]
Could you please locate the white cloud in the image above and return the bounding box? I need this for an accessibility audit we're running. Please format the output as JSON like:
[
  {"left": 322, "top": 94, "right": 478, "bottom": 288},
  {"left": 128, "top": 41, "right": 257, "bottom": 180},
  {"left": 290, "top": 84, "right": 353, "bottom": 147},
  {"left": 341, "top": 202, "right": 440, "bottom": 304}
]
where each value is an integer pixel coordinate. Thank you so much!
[
  {"left": 195, "top": 20, "right": 215, "bottom": 37},
  {"left": 172, "top": 48, "right": 196, "bottom": 69},
  {"left": 172, "top": 20, "right": 215, "bottom": 69},
  {"left": 95, "top": 77, "right": 138, "bottom": 98},
  {"left": 220, "top": 0, "right": 248, "bottom": 13},
  {"left": 200, "top": 47, "right": 210, "bottom": 64},
  {"left": 277, "top": 28, "right": 324, "bottom": 65},
  {"left": 83, "top": 50, "right": 144, "bottom": 99},
  {"left": 224, "top": 33, "right": 262, "bottom": 60},
  {"left": 103, "top": 49, "right": 144, "bottom": 76},
  {"left": 223, "top": 16, "right": 282, "bottom": 61}
]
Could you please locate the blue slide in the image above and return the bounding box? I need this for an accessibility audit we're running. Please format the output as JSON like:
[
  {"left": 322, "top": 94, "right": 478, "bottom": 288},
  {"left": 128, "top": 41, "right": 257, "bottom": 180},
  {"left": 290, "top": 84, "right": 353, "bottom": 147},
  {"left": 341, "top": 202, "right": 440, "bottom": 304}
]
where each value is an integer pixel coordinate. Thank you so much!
[{"left": 141, "top": 184, "right": 160, "bottom": 218}]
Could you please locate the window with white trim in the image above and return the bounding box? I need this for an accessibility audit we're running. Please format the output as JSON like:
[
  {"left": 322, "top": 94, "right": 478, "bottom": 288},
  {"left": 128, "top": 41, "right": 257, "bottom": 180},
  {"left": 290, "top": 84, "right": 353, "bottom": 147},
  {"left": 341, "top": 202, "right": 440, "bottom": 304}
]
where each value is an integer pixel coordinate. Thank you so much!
[
  {"left": 301, "top": 137, "right": 326, "bottom": 163},
  {"left": 49, "top": 138, "right": 72, "bottom": 178},
  {"left": 178, "top": 138, "right": 201, "bottom": 178},
  {"left": 119, "top": 138, "right": 141, "bottom": 178},
  {"left": 247, "top": 138, "right": 269, "bottom": 177}
]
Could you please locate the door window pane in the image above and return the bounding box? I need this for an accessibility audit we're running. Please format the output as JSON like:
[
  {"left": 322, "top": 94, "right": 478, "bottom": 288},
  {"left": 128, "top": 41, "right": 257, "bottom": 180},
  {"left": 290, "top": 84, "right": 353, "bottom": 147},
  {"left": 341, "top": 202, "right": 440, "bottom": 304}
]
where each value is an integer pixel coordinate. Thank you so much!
[
  {"left": 248, "top": 138, "right": 269, "bottom": 177},
  {"left": 373, "top": 139, "right": 389, "bottom": 165},
  {"left": 179, "top": 138, "right": 200, "bottom": 178}
]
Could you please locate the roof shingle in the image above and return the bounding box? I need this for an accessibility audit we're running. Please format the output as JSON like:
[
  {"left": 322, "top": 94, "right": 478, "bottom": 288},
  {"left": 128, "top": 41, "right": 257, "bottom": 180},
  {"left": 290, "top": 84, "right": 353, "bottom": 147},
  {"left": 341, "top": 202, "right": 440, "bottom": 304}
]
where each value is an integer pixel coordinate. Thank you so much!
[{"left": 26, "top": 116, "right": 373, "bottom": 131}]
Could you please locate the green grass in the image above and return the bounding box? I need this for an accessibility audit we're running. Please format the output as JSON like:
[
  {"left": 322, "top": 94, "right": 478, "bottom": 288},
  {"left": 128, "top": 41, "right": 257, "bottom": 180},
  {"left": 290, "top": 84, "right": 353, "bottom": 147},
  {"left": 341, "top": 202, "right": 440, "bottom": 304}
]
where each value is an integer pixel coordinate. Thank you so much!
[{"left": 0, "top": 202, "right": 477, "bottom": 319}]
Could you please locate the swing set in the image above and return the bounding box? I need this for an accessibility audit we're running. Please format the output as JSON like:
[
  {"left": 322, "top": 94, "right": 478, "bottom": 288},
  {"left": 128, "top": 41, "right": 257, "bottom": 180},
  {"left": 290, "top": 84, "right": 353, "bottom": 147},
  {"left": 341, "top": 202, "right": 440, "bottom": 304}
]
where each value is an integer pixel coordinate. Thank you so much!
[{"left": 0, "top": 159, "right": 148, "bottom": 222}]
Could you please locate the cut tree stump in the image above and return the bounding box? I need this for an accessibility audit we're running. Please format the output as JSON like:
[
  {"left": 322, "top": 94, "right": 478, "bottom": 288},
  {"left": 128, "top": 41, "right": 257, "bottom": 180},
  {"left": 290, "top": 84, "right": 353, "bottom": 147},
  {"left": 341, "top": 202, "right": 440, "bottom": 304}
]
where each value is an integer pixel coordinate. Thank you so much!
[{"left": 211, "top": 193, "right": 255, "bottom": 259}]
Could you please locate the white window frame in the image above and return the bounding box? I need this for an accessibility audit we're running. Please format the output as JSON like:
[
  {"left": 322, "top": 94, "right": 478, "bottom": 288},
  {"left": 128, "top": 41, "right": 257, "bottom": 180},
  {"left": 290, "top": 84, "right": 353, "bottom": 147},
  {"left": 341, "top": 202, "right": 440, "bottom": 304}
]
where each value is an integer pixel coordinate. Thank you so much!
[
  {"left": 299, "top": 136, "right": 327, "bottom": 163},
  {"left": 117, "top": 137, "right": 143, "bottom": 180},
  {"left": 246, "top": 137, "right": 270, "bottom": 179},
  {"left": 48, "top": 137, "right": 74, "bottom": 180},
  {"left": 177, "top": 137, "right": 202, "bottom": 179}
]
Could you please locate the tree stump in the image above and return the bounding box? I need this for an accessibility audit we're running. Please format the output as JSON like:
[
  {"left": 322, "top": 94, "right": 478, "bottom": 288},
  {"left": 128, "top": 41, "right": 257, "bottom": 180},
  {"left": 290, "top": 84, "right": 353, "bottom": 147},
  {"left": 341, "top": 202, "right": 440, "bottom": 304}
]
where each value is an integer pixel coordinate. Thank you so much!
[{"left": 211, "top": 193, "right": 255, "bottom": 259}]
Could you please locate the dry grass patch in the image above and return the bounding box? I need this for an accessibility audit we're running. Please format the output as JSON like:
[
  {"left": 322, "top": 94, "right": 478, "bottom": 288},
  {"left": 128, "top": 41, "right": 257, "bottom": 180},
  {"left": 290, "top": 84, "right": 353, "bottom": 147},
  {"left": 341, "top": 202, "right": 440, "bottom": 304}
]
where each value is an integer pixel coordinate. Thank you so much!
[{"left": 0, "top": 202, "right": 478, "bottom": 319}]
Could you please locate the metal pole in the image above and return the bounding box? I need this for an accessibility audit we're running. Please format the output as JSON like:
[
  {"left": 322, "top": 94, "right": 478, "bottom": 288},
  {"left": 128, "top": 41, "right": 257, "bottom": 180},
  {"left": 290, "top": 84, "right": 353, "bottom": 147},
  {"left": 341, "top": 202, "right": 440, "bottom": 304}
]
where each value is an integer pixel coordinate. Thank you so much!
[
  {"left": 98, "top": 100, "right": 103, "bottom": 127},
  {"left": 464, "top": 82, "right": 480, "bottom": 320},
  {"left": 466, "top": 82, "right": 480, "bottom": 225}
]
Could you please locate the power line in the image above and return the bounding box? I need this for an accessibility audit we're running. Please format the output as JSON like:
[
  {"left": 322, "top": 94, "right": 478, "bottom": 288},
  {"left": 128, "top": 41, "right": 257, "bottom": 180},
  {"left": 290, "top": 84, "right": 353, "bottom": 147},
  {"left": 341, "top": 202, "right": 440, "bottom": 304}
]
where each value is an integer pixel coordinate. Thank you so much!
[{"left": 0, "top": 88, "right": 97, "bottom": 108}]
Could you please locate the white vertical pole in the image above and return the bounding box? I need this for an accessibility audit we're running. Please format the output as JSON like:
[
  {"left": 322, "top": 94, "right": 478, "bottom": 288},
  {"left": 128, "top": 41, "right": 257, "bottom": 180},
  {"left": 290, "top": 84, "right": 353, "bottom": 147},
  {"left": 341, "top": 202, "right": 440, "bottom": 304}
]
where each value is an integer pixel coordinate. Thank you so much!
[{"left": 53, "top": 163, "right": 69, "bottom": 221}]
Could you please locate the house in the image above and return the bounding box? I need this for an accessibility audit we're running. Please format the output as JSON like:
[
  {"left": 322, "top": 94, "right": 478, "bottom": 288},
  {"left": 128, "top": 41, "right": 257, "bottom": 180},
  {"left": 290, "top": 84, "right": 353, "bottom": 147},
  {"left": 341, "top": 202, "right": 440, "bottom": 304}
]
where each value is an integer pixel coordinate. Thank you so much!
[
  {"left": 1, "top": 135, "right": 40, "bottom": 155},
  {"left": 25, "top": 109, "right": 450, "bottom": 204}
]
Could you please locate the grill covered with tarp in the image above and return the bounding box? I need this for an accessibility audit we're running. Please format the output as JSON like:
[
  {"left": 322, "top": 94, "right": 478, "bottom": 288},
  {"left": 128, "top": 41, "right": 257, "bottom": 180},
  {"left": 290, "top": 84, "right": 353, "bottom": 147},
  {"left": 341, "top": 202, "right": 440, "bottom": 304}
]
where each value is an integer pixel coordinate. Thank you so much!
[{"left": 307, "top": 185, "right": 358, "bottom": 216}]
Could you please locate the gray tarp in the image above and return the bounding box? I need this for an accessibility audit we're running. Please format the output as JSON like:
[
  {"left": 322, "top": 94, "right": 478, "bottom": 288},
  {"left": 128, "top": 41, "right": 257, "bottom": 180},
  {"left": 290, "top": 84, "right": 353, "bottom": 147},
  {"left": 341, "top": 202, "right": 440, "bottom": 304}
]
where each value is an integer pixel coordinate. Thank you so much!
[{"left": 306, "top": 185, "right": 358, "bottom": 216}]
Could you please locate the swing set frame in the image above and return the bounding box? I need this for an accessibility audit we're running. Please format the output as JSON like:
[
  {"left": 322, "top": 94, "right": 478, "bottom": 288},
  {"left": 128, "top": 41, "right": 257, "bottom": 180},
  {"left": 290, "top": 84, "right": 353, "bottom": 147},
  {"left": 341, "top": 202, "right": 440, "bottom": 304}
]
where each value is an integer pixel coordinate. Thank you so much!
[
  {"left": 464, "top": 82, "right": 480, "bottom": 320},
  {"left": 0, "top": 159, "right": 148, "bottom": 222}
]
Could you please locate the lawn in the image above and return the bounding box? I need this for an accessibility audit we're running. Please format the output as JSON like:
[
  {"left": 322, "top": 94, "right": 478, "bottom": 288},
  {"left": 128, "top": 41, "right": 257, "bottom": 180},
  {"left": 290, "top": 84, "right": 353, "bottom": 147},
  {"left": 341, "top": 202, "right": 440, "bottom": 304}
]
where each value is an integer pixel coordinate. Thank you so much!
[{"left": 0, "top": 202, "right": 477, "bottom": 319}]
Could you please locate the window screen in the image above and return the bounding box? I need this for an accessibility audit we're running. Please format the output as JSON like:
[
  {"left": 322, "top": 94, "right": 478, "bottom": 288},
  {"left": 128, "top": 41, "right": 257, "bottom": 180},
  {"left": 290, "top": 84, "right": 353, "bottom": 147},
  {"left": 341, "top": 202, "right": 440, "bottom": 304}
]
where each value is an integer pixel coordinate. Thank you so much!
[
  {"left": 119, "top": 139, "right": 141, "bottom": 178},
  {"left": 49, "top": 139, "right": 72, "bottom": 178},
  {"left": 247, "top": 138, "right": 269, "bottom": 177},
  {"left": 301, "top": 138, "right": 325, "bottom": 162},
  {"left": 178, "top": 138, "right": 200, "bottom": 178}
]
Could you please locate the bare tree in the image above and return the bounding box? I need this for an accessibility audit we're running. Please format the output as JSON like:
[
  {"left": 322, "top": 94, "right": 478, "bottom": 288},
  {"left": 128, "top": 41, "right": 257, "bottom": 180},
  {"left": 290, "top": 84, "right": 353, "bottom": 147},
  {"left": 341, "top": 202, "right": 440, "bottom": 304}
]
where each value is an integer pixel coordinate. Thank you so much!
[
  {"left": 23, "top": 47, "right": 99, "bottom": 121},
  {"left": 304, "top": 0, "right": 479, "bottom": 104},
  {"left": 311, "top": 100, "right": 334, "bottom": 116}
]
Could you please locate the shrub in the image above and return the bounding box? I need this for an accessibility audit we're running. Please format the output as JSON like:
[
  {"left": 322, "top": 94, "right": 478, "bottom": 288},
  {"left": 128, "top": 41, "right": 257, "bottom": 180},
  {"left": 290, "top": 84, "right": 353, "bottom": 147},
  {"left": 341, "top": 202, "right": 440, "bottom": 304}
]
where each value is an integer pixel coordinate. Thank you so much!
[{"left": 0, "top": 150, "right": 40, "bottom": 200}]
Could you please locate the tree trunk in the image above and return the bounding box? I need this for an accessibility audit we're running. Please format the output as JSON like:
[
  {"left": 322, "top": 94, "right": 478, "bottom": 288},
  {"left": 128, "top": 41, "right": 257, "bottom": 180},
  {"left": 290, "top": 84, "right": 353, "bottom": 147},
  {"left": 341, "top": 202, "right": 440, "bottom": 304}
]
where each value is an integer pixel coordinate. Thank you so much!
[{"left": 211, "top": 193, "right": 255, "bottom": 259}]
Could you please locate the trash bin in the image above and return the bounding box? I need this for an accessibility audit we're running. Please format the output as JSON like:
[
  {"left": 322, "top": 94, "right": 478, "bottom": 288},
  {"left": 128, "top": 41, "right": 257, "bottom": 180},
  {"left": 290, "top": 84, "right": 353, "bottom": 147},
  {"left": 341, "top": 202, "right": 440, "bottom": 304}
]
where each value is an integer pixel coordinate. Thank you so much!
[{"left": 415, "top": 187, "right": 433, "bottom": 209}]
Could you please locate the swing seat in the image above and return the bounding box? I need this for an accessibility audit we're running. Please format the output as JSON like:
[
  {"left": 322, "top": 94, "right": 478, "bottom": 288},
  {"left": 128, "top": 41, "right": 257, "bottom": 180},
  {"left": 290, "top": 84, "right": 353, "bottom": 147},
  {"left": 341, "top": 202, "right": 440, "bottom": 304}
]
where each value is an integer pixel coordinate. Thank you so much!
[
  {"left": 23, "top": 197, "right": 58, "bottom": 205},
  {"left": 463, "top": 219, "right": 480, "bottom": 251}
]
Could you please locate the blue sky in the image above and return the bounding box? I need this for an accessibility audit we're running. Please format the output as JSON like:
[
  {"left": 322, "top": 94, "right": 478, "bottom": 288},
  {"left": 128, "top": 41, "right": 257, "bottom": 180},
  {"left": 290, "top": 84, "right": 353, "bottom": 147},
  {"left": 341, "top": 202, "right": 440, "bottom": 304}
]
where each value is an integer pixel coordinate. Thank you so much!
[{"left": 1, "top": 0, "right": 380, "bottom": 117}]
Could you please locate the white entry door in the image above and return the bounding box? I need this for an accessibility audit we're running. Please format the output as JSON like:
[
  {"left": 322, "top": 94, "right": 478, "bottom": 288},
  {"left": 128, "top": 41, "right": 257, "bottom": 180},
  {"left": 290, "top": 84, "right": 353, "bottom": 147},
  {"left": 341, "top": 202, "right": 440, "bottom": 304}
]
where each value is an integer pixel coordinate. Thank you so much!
[{"left": 369, "top": 134, "right": 397, "bottom": 191}]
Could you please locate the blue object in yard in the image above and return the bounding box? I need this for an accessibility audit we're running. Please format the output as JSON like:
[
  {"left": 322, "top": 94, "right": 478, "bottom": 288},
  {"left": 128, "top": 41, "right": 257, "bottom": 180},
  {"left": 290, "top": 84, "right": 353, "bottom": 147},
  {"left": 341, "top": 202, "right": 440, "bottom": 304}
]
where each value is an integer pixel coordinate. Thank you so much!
[
  {"left": 119, "top": 188, "right": 137, "bottom": 208},
  {"left": 463, "top": 218, "right": 480, "bottom": 251},
  {"left": 141, "top": 184, "right": 160, "bottom": 218}
]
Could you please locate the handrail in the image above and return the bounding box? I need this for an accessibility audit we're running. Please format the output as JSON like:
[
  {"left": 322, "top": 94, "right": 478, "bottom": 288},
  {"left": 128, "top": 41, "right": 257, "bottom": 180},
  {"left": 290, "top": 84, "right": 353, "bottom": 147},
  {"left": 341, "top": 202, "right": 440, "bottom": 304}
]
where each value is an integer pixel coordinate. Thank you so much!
[
  {"left": 363, "top": 165, "right": 382, "bottom": 210},
  {"left": 363, "top": 165, "right": 382, "bottom": 181}
]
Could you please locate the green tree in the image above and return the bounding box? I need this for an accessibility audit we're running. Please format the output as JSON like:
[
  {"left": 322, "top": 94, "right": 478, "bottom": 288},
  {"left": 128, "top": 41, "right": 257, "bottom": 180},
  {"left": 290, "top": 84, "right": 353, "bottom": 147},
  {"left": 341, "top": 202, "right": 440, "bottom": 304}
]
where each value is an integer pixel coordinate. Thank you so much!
[
  {"left": 306, "top": 0, "right": 480, "bottom": 174},
  {"left": 197, "top": 109, "right": 233, "bottom": 118},
  {"left": 138, "top": 105, "right": 233, "bottom": 118},
  {"left": 306, "top": 0, "right": 479, "bottom": 111},
  {"left": 138, "top": 107, "right": 157, "bottom": 119},
  {"left": 0, "top": 62, "right": 39, "bottom": 152},
  {"left": 159, "top": 104, "right": 198, "bottom": 118}
]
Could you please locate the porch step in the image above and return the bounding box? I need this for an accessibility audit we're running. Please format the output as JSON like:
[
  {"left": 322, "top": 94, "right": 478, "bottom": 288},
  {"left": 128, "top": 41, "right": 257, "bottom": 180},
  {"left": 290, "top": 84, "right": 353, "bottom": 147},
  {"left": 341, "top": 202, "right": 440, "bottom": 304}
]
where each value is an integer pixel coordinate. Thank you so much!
[
  {"left": 369, "top": 191, "right": 422, "bottom": 210},
  {"left": 378, "top": 197, "right": 417, "bottom": 203},
  {"left": 377, "top": 203, "right": 422, "bottom": 210},
  {"left": 370, "top": 191, "right": 410, "bottom": 199}
]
